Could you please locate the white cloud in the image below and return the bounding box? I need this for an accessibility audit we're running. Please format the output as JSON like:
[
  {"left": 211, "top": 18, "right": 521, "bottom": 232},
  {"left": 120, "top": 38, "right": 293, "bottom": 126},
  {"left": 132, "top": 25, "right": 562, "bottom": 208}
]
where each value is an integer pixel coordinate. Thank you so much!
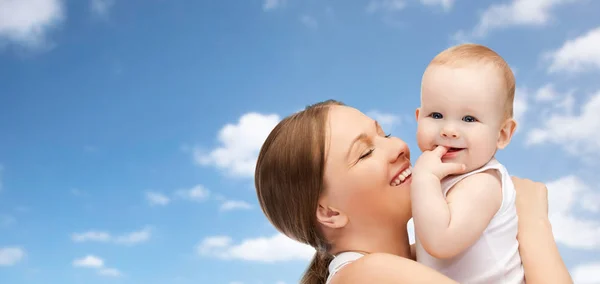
[
  {"left": 194, "top": 112, "right": 280, "bottom": 178},
  {"left": 113, "top": 227, "right": 151, "bottom": 245},
  {"left": 73, "top": 255, "right": 104, "bottom": 268},
  {"left": 513, "top": 87, "right": 529, "bottom": 126},
  {"left": 175, "top": 185, "right": 210, "bottom": 202},
  {"left": 454, "top": 0, "right": 584, "bottom": 40},
  {"left": 71, "top": 227, "right": 151, "bottom": 245},
  {"left": 546, "top": 175, "right": 600, "bottom": 249},
  {"left": 572, "top": 262, "right": 600, "bottom": 284},
  {"left": 526, "top": 91, "right": 600, "bottom": 157},
  {"left": 263, "top": 0, "right": 284, "bottom": 11},
  {"left": 534, "top": 84, "right": 560, "bottom": 102},
  {"left": 98, "top": 268, "right": 121, "bottom": 277},
  {"left": 420, "top": 0, "right": 454, "bottom": 11},
  {"left": 300, "top": 15, "right": 318, "bottom": 29},
  {"left": 367, "top": 110, "right": 401, "bottom": 132},
  {"left": 90, "top": 0, "right": 114, "bottom": 17},
  {"left": 0, "top": 214, "right": 16, "bottom": 227},
  {"left": 0, "top": 0, "right": 64, "bottom": 49},
  {"left": 73, "top": 255, "right": 122, "bottom": 277},
  {"left": 545, "top": 26, "right": 600, "bottom": 74},
  {"left": 197, "top": 233, "right": 315, "bottom": 262},
  {"left": 220, "top": 200, "right": 252, "bottom": 212},
  {"left": 146, "top": 192, "right": 170, "bottom": 206},
  {"left": 366, "top": 0, "right": 406, "bottom": 14},
  {"left": 71, "top": 231, "right": 111, "bottom": 242},
  {"left": 0, "top": 247, "right": 25, "bottom": 266}
]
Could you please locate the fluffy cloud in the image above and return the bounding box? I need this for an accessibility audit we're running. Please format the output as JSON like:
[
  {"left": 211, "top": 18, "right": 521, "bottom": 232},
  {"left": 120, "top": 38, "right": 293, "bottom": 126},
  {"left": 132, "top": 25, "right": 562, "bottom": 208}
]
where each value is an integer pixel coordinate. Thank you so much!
[
  {"left": 545, "top": 26, "right": 600, "bottom": 74},
  {"left": 299, "top": 15, "right": 318, "bottom": 29},
  {"left": 572, "top": 262, "right": 600, "bottom": 284},
  {"left": 175, "top": 185, "right": 210, "bottom": 202},
  {"left": 90, "top": 0, "right": 115, "bottom": 17},
  {"left": 219, "top": 200, "right": 252, "bottom": 212},
  {"left": 419, "top": 0, "right": 454, "bottom": 11},
  {"left": 454, "top": 0, "right": 584, "bottom": 39},
  {"left": 534, "top": 84, "right": 560, "bottom": 102},
  {"left": 0, "top": 214, "right": 16, "bottom": 227},
  {"left": 526, "top": 91, "right": 600, "bottom": 157},
  {"left": 263, "top": 0, "right": 284, "bottom": 11},
  {"left": 71, "top": 227, "right": 151, "bottom": 245},
  {"left": 146, "top": 192, "right": 170, "bottom": 206},
  {"left": 0, "top": 247, "right": 25, "bottom": 266},
  {"left": 513, "top": 87, "right": 529, "bottom": 126},
  {"left": 367, "top": 110, "right": 402, "bottom": 132},
  {"left": 73, "top": 255, "right": 121, "bottom": 277},
  {"left": 546, "top": 175, "right": 600, "bottom": 249},
  {"left": 195, "top": 112, "right": 280, "bottom": 178},
  {"left": 0, "top": 0, "right": 64, "bottom": 49},
  {"left": 113, "top": 227, "right": 152, "bottom": 245},
  {"left": 366, "top": 0, "right": 406, "bottom": 13},
  {"left": 71, "top": 231, "right": 111, "bottom": 242},
  {"left": 197, "top": 233, "right": 315, "bottom": 262},
  {"left": 98, "top": 268, "right": 121, "bottom": 277},
  {"left": 73, "top": 255, "right": 104, "bottom": 268}
]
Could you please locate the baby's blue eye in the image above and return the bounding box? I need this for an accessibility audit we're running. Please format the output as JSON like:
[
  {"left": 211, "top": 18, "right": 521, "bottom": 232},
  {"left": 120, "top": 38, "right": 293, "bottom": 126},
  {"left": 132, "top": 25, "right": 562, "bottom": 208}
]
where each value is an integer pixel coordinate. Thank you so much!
[
  {"left": 463, "top": 115, "right": 477, "bottom": 122},
  {"left": 430, "top": 112, "right": 443, "bottom": 119}
]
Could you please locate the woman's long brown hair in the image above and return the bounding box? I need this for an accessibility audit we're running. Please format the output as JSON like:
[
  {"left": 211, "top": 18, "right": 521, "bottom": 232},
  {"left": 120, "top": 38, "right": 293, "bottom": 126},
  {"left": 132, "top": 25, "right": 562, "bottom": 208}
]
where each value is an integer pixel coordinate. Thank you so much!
[{"left": 255, "top": 100, "right": 344, "bottom": 284}]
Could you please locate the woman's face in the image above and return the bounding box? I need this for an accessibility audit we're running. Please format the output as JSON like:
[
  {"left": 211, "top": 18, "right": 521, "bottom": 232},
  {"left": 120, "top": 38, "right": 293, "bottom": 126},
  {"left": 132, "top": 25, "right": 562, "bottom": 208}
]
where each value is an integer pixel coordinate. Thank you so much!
[{"left": 322, "top": 106, "right": 413, "bottom": 229}]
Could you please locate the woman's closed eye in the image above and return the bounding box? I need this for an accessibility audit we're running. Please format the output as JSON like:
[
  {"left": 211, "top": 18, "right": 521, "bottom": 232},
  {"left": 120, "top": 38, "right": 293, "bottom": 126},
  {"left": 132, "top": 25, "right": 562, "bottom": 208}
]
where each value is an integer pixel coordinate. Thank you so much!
[{"left": 359, "top": 148, "right": 374, "bottom": 160}]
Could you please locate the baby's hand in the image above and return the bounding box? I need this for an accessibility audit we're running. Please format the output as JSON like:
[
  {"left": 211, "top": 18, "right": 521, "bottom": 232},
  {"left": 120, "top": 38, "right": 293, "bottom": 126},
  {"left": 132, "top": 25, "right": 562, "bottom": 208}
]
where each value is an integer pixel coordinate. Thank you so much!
[{"left": 413, "top": 146, "right": 466, "bottom": 181}]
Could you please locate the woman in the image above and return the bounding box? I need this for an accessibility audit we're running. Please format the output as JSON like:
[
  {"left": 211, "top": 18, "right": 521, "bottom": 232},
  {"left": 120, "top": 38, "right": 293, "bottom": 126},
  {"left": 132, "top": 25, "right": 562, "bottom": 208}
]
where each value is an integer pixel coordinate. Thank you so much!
[{"left": 255, "top": 100, "right": 572, "bottom": 284}]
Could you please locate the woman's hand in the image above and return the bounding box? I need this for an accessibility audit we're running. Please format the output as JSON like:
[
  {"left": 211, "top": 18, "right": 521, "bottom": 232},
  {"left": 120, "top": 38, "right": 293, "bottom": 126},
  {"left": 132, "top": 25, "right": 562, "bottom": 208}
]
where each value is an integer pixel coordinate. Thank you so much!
[
  {"left": 511, "top": 176, "right": 573, "bottom": 284},
  {"left": 512, "top": 176, "right": 550, "bottom": 228}
]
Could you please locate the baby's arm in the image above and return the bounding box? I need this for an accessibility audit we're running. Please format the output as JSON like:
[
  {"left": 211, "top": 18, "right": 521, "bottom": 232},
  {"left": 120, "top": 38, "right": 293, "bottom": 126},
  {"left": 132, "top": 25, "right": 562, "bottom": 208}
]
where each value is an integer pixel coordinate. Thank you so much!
[{"left": 412, "top": 169, "right": 502, "bottom": 259}]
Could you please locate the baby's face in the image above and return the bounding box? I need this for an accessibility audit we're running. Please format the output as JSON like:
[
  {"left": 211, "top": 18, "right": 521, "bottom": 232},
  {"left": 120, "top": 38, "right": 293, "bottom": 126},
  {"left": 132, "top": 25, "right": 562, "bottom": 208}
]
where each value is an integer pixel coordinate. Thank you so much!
[{"left": 416, "top": 63, "right": 510, "bottom": 172}]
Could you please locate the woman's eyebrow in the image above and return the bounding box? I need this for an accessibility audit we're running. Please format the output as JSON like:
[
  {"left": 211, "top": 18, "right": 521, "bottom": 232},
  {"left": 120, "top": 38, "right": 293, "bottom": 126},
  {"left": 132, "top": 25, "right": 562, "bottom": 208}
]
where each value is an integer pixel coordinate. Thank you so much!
[
  {"left": 345, "top": 121, "right": 378, "bottom": 159},
  {"left": 346, "top": 133, "right": 367, "bottom": 159}
]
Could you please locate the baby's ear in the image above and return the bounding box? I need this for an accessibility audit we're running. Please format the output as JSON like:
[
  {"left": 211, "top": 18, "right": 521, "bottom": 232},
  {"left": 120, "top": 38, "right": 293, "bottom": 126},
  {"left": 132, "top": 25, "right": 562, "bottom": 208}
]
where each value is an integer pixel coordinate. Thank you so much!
[
  {"left": 415, "top": 108, "right": 421, "bottom": 121},
  {"left": 497, "top": 118, "right": 517, "bottom": 149}
]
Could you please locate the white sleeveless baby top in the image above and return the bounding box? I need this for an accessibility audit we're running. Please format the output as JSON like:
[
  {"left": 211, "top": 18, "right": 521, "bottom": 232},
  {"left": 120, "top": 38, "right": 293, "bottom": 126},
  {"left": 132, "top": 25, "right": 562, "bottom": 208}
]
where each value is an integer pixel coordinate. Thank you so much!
[{"left": 415, "top": 158, "right": 524, "bottom": 284}]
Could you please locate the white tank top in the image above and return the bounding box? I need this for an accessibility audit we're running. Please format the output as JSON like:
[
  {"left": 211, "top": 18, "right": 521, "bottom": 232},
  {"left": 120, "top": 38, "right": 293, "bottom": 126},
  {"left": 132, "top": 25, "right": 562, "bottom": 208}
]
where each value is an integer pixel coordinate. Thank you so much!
[
  {"left": 325, "top": 252, "right": 364, "bottom": 284},
  {"left": 415, "top": 158, "right": 525, "bottom": 284}
]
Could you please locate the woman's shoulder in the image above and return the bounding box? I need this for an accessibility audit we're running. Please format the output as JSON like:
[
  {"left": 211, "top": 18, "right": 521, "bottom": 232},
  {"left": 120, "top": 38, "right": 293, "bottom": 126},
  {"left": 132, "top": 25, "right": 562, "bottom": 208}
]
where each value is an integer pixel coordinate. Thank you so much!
[{"left": 331, "top": 253, "right": 458, "bottom": 284}]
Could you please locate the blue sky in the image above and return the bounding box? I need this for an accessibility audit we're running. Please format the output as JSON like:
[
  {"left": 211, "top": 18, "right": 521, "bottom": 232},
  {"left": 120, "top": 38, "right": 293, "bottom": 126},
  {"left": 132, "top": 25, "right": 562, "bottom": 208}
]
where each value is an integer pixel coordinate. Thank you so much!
[{"left": 1, "top": 0, "right": 600, "bottom": 283}]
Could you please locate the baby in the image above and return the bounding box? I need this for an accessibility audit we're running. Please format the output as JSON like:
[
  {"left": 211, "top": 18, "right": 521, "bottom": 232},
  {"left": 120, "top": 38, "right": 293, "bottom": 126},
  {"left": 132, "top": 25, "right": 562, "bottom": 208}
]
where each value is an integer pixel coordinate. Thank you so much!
[{"left": 411, "top": 43, "right": 524, "bottom": 284}]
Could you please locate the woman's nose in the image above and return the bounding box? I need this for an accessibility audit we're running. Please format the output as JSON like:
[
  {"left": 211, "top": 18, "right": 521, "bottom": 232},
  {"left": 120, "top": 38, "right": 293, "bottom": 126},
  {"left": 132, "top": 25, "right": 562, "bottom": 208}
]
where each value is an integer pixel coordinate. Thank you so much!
[{"left": 387, "top": 137, "right": 409, "bottom": 163}]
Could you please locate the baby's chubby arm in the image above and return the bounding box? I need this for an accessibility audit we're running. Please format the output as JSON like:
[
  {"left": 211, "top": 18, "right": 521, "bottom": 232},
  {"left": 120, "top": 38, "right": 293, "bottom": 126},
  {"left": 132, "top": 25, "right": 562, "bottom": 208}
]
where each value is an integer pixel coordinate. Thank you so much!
[{"left": 411, "top": 146, "right": 502, "bottom": 259}]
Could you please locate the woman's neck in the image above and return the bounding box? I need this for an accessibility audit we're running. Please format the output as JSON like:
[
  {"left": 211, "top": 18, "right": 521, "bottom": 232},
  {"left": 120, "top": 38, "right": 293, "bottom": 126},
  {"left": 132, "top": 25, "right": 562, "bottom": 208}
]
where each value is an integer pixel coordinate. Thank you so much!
[{"left": 329, "top": 222, "right": 412, "bottom": 259}]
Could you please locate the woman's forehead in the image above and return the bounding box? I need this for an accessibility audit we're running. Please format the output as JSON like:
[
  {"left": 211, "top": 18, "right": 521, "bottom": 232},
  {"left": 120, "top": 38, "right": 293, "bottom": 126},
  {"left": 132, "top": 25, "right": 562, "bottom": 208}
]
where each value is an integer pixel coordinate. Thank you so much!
[
  {"left": 328, "top": 106, "right": 369, "bottom": 135},
  {"left": 325, "top": 106, "right": 372, "bottom": 156}
]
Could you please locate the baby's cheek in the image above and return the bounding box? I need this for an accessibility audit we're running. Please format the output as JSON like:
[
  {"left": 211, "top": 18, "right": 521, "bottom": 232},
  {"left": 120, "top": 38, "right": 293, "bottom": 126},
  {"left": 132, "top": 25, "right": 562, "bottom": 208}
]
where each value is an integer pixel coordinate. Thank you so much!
[{"left": 416, "top": 125, "right": 435, "bottom": 150}]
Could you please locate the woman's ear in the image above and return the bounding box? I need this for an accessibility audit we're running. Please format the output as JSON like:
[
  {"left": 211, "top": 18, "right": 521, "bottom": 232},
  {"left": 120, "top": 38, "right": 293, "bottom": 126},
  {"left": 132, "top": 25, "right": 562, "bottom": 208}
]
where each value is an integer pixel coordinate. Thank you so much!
[{"left": 316, "top": 197, "right": 348, "bottom": 229}]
